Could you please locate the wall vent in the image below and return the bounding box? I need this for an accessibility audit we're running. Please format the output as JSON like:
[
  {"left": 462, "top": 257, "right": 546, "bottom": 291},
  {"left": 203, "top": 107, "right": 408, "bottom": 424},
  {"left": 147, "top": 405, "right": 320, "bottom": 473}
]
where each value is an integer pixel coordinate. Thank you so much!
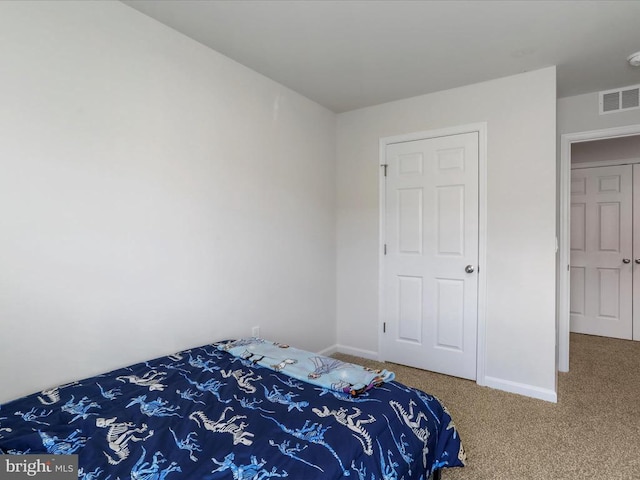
[{"left": 599, "top": 84, "right": 640, "bottom": 114}]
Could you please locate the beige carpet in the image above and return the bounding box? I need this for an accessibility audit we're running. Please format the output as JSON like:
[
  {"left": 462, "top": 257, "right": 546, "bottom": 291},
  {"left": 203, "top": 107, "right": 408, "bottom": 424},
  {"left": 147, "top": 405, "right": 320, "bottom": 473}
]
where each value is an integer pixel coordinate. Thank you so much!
[{"left": 334, "top": 333, "right": 640, "bottom": 479}]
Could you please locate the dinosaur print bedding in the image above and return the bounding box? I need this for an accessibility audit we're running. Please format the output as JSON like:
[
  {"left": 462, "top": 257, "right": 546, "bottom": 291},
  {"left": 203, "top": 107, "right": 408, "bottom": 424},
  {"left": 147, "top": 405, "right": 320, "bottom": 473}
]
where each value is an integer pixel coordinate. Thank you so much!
[{"left": 0, "top": 340, "right": 465, "bottom": 479}]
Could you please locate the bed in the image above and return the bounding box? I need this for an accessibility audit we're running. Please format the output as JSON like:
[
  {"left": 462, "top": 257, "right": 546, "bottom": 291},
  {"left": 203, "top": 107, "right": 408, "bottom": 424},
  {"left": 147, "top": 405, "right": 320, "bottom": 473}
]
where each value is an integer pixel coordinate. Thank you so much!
[{"left": 0, "top": 338, "right": 465, "bottom": 479}]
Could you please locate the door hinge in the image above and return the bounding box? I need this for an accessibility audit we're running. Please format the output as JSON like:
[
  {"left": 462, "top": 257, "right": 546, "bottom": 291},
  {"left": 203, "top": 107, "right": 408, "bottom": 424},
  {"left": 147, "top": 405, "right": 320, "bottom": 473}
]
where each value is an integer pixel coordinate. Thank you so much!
[
  {"left": 381, "top": 164, "right": 388, "bottom": 176},
  {"left": 384, "top": 244, "right": 387, "bottom": 255},
  {"left": 383, "top": 322, "right": 386, "bottom": 333}
]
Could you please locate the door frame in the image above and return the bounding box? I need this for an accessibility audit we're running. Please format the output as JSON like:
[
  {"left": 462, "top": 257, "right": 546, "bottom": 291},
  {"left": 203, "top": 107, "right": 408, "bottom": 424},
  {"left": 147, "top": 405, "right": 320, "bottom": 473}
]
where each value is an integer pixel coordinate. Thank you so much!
[
  {"left": 558, "top": 124, "right": 640, "bottom": 373},
  {"left": 378, "top": 122, "right": 488, "bottom": 386}
]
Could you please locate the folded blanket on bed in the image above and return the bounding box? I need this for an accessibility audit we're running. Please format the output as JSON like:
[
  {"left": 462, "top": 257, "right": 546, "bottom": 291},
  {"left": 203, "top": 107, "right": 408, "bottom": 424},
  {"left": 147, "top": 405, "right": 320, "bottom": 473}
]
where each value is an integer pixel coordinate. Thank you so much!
[{"left": 218, "top": 337, "right": 395, "bottom": 396}]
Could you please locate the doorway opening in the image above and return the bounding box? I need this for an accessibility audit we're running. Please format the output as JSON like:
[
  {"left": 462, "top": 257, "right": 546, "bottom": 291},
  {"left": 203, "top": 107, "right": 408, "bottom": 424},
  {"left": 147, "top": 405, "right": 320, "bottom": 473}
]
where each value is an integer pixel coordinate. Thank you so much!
[{"left": 558, "top": 124, "right": 640, "bottom": 372}]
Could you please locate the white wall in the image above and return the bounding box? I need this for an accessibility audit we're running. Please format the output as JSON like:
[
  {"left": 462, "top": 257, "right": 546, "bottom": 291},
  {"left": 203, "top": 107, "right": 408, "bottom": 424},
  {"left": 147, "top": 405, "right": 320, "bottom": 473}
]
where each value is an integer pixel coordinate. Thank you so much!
[
  {"left": 0, "top": 1, "right": 336, "bottom": 404},
  {"left": 336, "top": 67, "right": 557, "bottom": 400},
  {"left": 558, "top": 92, "right": 640, "bottom": 135}
]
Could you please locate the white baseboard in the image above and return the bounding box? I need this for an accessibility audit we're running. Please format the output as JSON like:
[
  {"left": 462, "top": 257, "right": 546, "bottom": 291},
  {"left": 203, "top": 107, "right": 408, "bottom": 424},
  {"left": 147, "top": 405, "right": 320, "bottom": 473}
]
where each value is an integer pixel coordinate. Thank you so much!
[
  {"left": 320, "top": 347, "right": 556, "bottom": 403},
  {"left": 334, "top": 344, "right": 380, "bottom": 361},
  {"left": 317, "top": 344, "right": 380, "bottom": 361},
  {"left": 316, "top": 344, "right": 338, "bottom": 357},
  {"left": 484, "top": 375, "right": 557, "bottom": 403}
]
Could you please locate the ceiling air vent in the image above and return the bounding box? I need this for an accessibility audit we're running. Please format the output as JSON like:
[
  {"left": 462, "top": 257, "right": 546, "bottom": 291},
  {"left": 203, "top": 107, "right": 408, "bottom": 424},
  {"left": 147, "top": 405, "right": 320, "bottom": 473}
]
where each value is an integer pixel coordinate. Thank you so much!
[{"left": 599, "top": 84, "right": 640, "bottom": 114}]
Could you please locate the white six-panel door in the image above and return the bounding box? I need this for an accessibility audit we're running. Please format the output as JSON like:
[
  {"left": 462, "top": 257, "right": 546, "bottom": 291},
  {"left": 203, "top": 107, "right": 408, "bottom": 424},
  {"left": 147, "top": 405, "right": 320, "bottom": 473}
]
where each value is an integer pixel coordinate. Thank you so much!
[
  {"left": 382, "top": 132, "right": 478, "bottom": 380},
  {"left": 570, "top": 165, "right": 633, "bottom": 340}
]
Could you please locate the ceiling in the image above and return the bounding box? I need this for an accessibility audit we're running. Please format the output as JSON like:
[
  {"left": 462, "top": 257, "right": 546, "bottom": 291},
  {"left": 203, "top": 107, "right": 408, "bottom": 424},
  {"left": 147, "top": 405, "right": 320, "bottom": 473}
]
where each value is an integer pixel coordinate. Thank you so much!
[{"left": 122, "top": 0, "right": 640, "bottom": 113}]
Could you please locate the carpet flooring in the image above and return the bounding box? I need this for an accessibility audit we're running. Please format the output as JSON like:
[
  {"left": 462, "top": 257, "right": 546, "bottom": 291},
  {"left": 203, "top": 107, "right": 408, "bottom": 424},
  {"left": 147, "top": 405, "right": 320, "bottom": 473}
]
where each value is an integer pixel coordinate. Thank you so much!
[{"left": 334, "top": 333, "right": 640, "bottom": 479}]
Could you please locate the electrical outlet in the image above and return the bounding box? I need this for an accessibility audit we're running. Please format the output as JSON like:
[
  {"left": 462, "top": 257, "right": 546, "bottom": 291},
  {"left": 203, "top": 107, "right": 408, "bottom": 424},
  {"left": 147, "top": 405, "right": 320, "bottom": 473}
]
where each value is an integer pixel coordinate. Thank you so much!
[{"left": 251, "top": 326, "right": 260, "bottom": 338}]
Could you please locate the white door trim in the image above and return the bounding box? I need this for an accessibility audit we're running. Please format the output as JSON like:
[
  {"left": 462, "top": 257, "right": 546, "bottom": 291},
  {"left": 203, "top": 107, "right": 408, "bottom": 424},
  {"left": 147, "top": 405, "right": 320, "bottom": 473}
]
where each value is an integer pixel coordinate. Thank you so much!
[
  {"left": 378, "top": 122, "right": 488, "bottom": 386},
  {"left": 559, "top": 124, "right": 640, "bottom": 373}
]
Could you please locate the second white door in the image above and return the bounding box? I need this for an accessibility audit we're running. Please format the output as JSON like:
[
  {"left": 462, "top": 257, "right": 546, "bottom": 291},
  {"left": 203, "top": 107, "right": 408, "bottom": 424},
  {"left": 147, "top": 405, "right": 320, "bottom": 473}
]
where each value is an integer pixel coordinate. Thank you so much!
[{"left": 570, "top": 165, "right": 633, "bottom": 339}]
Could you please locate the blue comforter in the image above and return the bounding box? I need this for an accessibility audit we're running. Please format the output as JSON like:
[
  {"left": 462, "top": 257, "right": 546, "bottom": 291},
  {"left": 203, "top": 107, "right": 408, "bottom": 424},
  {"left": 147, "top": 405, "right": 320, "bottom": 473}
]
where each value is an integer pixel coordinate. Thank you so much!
[{"left": 0, "top": 342, "right": 465, "bottom": 479}]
